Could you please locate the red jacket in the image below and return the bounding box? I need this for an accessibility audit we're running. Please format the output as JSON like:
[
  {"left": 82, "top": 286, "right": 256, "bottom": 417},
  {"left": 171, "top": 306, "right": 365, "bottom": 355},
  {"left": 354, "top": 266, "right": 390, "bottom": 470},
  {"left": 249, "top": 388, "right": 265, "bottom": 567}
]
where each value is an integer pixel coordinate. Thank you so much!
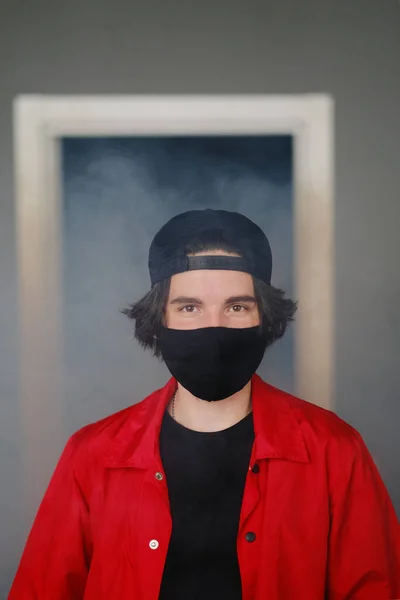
[{"left": 9, "top": 375, "right": 400, "bottom": 599}]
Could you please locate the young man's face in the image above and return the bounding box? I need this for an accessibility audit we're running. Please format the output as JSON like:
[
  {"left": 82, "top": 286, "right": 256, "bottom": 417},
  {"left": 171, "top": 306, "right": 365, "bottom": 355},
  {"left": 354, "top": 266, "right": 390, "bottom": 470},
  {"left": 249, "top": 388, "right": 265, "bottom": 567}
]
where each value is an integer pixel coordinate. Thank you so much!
[{"left": 165, "top": 251, "right": 261, "bottom": 330}]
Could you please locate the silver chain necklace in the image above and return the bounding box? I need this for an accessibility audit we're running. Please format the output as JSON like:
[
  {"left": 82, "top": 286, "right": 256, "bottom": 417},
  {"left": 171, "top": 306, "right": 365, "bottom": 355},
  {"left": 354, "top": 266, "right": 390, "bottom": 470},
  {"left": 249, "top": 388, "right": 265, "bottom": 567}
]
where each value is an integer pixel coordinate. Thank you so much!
[
  {"left": 171, "top": 390, "right": 252, "bottom": 421},
  {"left": 171, "top": 390, "right": 178, "bottom": 421}
]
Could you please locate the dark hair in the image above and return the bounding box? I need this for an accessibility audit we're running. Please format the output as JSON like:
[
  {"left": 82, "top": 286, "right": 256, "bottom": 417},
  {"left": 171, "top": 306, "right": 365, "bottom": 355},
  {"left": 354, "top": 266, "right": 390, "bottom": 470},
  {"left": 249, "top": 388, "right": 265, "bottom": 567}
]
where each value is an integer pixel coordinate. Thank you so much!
[{"left": 121, "top": 238, "right": 297, "bottom": 357}]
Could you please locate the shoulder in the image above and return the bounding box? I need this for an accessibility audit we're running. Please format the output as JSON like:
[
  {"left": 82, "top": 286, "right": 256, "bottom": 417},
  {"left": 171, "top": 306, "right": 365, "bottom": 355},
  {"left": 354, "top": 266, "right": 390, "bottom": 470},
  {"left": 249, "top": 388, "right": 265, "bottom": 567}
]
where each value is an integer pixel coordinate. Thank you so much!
[
  {"left": 286, "top": 389, "right": 359, "bottom": 443},
  {"left": 255, "top": 378, "right": 396, "bottom": 508},
  {"left": 62, "top": 387, "right": 162, "bottom": 470},
  {"left": 257, "top": 376, "right": 365, "bottom": 459}
]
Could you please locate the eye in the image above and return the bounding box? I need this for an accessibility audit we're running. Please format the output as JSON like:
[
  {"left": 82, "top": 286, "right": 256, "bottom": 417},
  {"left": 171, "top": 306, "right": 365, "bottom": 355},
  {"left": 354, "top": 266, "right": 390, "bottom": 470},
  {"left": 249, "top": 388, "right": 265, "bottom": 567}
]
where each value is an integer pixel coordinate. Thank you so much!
[
  {"left": 180, "top": 305, "right": 198, "bottom": 313},
  {"left": 229, "top": 304, "right": 248, "bottom": 313}
]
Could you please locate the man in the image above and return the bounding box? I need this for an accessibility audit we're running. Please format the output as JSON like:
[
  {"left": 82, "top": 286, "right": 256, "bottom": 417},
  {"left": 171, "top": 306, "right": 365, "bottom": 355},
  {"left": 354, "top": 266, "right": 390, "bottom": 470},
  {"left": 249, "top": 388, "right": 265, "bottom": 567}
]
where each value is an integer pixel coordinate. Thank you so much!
[{"left": 9, "top": 209, "right": 400, "bottom": 599}]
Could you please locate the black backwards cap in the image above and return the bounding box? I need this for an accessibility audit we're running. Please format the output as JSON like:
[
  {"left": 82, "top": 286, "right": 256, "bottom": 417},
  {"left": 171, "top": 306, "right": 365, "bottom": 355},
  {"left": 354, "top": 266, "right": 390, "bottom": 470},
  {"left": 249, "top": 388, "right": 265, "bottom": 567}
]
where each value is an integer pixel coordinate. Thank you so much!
[{"left": 149, "top": 209, "right": 273, "bottom": 287}]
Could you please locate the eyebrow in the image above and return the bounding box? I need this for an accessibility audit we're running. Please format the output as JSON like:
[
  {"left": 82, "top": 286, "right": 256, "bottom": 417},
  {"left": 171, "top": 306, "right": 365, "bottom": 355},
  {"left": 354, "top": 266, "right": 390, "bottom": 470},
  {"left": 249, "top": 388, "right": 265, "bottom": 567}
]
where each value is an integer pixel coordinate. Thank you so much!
[
  {"left": 169, "top": 295, "right": 257, "bottom": 305},
  {"left": 225, "top": 295, "right": 257, "bottom": 305},
  {"left": 169, "top": 296, "right": 203, "bottom": 305}
]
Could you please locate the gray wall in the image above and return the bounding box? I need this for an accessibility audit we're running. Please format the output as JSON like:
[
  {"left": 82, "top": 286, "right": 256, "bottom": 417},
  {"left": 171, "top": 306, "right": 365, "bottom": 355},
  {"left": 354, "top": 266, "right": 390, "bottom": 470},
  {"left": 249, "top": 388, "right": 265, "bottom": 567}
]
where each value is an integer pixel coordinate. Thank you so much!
[{"left": 0, "top": 0, "right": 399, "bottom": 594}]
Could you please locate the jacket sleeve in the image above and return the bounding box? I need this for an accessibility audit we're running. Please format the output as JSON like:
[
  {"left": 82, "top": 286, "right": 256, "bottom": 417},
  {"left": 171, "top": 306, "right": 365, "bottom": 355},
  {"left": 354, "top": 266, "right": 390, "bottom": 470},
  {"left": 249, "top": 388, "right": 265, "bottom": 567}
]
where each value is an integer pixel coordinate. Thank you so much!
[
  {"left": 8, "top": 434, "right": 92, "bottom": 599},
  {"left": 326, "top": 429, "right": 400, "bottom": 599}
]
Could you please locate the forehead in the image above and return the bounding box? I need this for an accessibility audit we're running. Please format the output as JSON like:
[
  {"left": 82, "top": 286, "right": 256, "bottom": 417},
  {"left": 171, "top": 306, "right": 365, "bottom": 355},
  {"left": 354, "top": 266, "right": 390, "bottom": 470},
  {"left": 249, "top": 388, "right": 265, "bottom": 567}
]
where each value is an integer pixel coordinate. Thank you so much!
[{"left": 169, "top": 268, "right": 255, "bottom": 297}]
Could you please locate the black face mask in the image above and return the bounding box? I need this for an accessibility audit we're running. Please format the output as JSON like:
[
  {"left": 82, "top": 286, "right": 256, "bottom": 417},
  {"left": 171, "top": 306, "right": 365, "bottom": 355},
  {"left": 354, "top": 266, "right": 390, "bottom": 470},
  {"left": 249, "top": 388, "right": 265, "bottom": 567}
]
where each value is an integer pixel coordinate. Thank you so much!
[{"left": 158, "top": 326, "right": 268, "bottom": 401}]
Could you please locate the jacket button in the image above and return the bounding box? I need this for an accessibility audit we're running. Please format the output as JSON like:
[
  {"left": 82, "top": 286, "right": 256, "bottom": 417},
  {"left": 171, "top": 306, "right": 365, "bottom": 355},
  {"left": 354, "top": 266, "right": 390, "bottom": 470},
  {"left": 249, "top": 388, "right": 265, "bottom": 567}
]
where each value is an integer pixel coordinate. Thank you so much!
[
  {"left": 245, "top": 531, "right": 256, "bottom": 543},
  {"left": 155, "top": 472, "right": 164, "bottom": 481},
  {"left": 251, "top": 463, "right": 260, "bottom": 474},
  {"left": 149, "top": 539, "right": 159, "bottom": 550}
]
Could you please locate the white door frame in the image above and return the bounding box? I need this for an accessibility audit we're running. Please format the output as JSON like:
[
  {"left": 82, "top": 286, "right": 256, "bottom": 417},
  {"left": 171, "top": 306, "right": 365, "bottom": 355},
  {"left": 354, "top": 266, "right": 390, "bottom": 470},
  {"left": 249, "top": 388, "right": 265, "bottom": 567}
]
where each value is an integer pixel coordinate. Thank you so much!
[{"left": 13, "top": 95, "right": 334, "bottom": 511}]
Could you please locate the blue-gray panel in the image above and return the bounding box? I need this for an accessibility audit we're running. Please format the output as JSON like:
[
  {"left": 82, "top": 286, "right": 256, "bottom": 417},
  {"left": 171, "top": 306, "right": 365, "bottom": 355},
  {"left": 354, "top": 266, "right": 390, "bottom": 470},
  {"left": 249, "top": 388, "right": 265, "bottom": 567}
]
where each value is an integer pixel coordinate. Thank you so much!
[{"left": 61, "top": 136, "right": 293, "bottom": 431}]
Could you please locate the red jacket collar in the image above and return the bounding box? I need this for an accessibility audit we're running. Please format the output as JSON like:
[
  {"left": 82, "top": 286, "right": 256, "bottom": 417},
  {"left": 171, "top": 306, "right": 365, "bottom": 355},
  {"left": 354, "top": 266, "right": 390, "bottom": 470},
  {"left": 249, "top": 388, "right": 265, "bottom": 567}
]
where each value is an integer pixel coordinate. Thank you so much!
[{"left": 104, "top": 375, "right": 309, "bottom": 468}]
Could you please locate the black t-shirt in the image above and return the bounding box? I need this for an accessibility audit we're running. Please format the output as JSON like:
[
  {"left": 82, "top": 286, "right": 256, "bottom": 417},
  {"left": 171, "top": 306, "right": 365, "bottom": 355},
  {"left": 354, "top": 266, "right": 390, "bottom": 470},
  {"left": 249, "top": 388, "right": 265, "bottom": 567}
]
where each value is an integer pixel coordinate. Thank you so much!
[{"left": 158, "top": 409, "right": 255, "bottom": 600}]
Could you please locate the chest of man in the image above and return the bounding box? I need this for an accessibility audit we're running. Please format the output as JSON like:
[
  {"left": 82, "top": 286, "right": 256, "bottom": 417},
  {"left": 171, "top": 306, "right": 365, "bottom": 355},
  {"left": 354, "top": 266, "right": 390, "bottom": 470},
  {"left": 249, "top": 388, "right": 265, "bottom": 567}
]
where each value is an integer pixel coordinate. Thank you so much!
[{"left": 82, "top": 437, "right": 330, "bottom": 600}]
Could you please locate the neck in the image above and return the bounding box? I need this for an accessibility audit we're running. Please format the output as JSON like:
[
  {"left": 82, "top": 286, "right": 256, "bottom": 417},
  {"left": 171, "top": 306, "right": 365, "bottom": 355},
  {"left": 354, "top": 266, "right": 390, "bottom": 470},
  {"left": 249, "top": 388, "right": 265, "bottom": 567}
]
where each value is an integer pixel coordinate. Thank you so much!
[{"left": 171, "top": 381, "right": 252, "bottom": 432}]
